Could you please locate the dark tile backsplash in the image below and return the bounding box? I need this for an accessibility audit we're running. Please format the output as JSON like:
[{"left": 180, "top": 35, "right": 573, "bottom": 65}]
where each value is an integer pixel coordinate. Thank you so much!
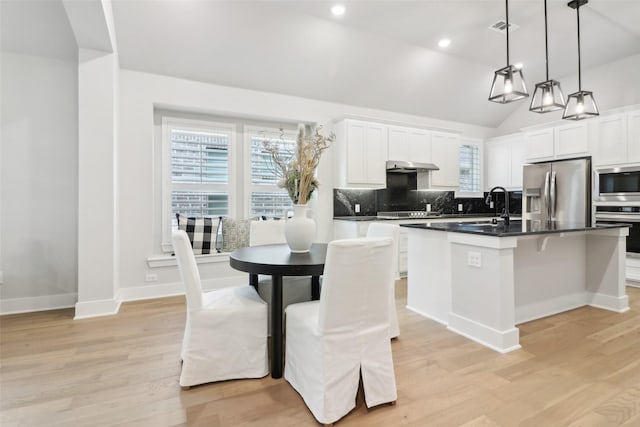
[{"left": 333, "top": 188, "right": 522, "bottom": 217}]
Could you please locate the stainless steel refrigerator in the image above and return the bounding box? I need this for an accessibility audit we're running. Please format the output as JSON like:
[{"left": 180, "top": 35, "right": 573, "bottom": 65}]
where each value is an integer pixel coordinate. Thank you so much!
[{"left": 522, "top": 157, "right": 592, "bottom": 225}]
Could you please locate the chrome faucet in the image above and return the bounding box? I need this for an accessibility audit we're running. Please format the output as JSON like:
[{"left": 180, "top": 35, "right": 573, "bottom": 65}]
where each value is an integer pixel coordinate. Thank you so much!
[{"left": 485, "top": 186, "right": 510, "bottom": 225}]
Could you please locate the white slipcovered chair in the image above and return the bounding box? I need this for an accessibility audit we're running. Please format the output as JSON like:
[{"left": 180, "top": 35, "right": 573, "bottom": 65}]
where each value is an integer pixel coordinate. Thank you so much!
[
  {"left": 172, "top": 230, "right": 268, "bottom": 387},
  {"left": 366, "top": 222, "right": 401, "bottom": 339},
  {"left": 284, "top": 238, "right": 397, "bottom": 425},
  {"left": 249, "top": 220, "right": 313, "bottom": 335}
]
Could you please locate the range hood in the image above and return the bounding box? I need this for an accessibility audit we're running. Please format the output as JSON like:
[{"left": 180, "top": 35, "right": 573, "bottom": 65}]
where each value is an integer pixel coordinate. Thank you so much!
[{"left": 386, "top": 160, "right": 440, "bottom": 173}]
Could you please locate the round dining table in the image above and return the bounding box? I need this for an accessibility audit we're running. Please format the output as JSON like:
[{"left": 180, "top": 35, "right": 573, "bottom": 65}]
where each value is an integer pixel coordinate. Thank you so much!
[{"left": 229, "top": 243, "right": 327, "bottom": 378}]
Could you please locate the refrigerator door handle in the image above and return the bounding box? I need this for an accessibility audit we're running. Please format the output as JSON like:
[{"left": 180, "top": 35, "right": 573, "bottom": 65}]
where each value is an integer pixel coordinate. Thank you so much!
[
  {"left": 550, "top": 170, "right": 557, "bottom": 219},
  {"left": 543, "top": 171, "right": 551, "bottom": 218}
]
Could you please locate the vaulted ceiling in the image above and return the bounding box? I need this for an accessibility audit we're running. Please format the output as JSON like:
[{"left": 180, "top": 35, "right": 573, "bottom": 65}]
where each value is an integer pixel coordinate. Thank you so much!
[{"left": 2, "top": 0, "right": 640, "bottom": 128}]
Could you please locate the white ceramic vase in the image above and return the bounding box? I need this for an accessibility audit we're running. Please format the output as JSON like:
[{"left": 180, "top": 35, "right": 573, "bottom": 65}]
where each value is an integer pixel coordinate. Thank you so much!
[{"left": 285, "top": 204, "right": 316, "bottom": 253}]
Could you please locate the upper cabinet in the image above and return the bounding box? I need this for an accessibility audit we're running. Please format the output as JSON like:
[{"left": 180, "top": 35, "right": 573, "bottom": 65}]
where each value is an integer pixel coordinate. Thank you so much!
[
  {"left": 335, "top": 119, "right": 388, "bottom": 188},
  {"left": 387, "top": 126, "right": 432, "bottom": 163},
  {"left": 485, "top": 133, "right": 525, "bottom": 190},
  {"left": 591, "top": 111, "right": 640, "bottom": 167},
  {"left": 524, "top": 122, "right": 588, "bottom": 162},
  {"left": 431, "top": 132, "right": 460, "bottom": 188}
]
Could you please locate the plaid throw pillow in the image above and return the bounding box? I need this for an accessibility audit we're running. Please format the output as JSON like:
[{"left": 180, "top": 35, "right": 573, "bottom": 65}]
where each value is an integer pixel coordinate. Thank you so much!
[{"left": 176, "top": 214, "right": 222, "bottom": 255}]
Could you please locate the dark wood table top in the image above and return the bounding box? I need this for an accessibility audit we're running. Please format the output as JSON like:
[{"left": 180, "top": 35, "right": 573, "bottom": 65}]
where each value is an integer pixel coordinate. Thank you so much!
[{"left": 229, "top": 243, "right": 327, "bottom": 277}]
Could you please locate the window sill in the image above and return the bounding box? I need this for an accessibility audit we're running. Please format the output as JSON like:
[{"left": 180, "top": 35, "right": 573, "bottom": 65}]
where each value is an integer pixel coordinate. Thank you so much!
[{"left": 146, "top": 252, "right": 230, "bottom": 268}]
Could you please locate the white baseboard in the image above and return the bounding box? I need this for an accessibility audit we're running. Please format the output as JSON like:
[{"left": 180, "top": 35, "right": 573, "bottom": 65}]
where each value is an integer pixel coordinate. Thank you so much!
[
  {"left": 0, "top": 293, "right": 77, "bottom": 315},
  {"left": 447, "top": 312, "right": 521, "bottom": 353},
  {"left": 589, "top": 292, "right": 630, "bottom": 313},
  {"left": 405, "top": 305, "right": 448, "bottom": 326},
  {"left": 74, "top": 297, "right": 121, "bottom": 319}
]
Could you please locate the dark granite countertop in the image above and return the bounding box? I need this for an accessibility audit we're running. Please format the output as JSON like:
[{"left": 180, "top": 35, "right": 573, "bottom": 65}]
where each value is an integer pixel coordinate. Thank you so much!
[
  {"left": 401, "top": 220, "right": 628, "bottom": 237},
  {"left": 333, "top": 213, "right": 498, "bottom": 221}
]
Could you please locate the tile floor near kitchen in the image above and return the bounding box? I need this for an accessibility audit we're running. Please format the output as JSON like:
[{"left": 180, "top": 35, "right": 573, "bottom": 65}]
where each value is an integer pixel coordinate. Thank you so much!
[{"left": 1, "top": 281, "right": 639, "bottom": 426}]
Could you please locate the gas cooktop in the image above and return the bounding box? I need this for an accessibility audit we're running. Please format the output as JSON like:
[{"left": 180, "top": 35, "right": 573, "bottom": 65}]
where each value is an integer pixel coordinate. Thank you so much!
[{"left": 376, "top": 211, "right": 442, "bottom": 219}]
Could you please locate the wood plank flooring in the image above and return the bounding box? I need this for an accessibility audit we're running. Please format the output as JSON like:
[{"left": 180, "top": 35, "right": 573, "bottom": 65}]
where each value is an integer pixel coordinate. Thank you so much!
[{"left": 1, "top": 282, "right": 639, "bottom": 426}]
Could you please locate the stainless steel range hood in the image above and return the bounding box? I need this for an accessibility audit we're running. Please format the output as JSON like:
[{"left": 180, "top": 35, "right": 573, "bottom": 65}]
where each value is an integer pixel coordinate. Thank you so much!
[{"left": 385, "top": 160, "right": 439, "bottom": 173}]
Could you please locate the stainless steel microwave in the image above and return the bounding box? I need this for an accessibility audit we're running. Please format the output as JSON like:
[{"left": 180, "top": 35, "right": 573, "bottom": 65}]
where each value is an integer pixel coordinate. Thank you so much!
[{"left": 595, "top": 166, "right": 640, "bottom": 202}]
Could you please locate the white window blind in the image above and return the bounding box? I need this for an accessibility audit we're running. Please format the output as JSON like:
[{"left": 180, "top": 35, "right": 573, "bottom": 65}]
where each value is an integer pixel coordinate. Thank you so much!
[
  {"left": 171, "top": 128, "right": 230, "bottom": 218},
  {"left": 459, "top": 143, "right": 481, "bottom": 193},
  {"left": 247, "top": 129, "right": 297, "bottom": 217},
  {"left": 161, "top": 118, "right": 235, "bottom": 252}
]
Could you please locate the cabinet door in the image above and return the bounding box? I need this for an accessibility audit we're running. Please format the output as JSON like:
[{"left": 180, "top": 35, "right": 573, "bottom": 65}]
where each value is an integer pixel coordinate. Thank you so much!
[
  {"left": 431, "top": 132, "right": 460, "bottom": 187},
  {"left": 509, "top": 137, "right": 525, "bottom": 189},
  {"left": 388, "top": 126, "right": 409, "bottom": 161},
  {"left": 346, "top": 121, "right": 367, "bottom": 183},
  {"left": 408, "top": 129, "right": 432, "bottom": 163},
  {"left": 628, "top": 110, "right": 640, "bottom": 164},
  {"left": 366, "top": 123, "right": 388, "bottom": 185},
  {"left": 485, "top": 140, "right": 510, "bottom": 190},
  {"left": 554, "top": 122, "right": 588, "bottom": 158},
  {"left": 525, "top": 128, "right": 554, "bottom": 161},
  {"left": 593, "top": 114, "right": 628, "bottom": 166}
]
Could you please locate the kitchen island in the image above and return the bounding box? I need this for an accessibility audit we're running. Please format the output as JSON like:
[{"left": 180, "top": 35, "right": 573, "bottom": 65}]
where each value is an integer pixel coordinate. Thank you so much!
[{"left": 403, "top": 220, "right": 629, "bottom": 352}]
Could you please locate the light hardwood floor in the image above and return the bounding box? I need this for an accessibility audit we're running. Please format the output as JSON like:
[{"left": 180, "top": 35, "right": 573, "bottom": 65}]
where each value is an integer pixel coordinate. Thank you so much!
[{"left": 1, "top": 282, "right": 639, "bottom": 427}]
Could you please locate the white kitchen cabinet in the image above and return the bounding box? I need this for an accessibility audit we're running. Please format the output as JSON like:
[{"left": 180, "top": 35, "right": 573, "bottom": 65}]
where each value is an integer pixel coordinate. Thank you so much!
[
  {"left": 485, "top": 139, "right": 509, "bottom": 189},
  {"left": 485, "top": 134, "right": 524, "bottom": 190},
  {"left": 335, "top": 119, "right": 388, "bottom": 188},
  {"left": 592, "top": 113, "right": 628, "bottom": 167},
  {"left": 431, "top": 132, "right": 460, "bottom": 188},
  {"left": 387, "top": 126, "right": 410, "bottom": 161},
  {"left": 525, "top": 122, "right": 589, "bottom": 162},
  {"left": 387, "top": 126, "right": 432, "bottom": 163},
  {"left": 524, "top": 128, "right": 555, "bottom": 161},
  {"left": 554, "top": 122, "right": 589, "bottom": 159},
  {"left": 485, "top": 133, "right": 524, "bottom": 190},
  {"left": 626, "top": 110, "right": 640, "bottom": 164},
  {"left": 334, "top": 216, "right": 494, "bottom": 277}
]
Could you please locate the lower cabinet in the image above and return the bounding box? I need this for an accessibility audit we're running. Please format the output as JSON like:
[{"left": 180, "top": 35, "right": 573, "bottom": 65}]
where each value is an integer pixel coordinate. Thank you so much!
[{"left": 333, "top": 217, "right": 495, "bottom": 277}]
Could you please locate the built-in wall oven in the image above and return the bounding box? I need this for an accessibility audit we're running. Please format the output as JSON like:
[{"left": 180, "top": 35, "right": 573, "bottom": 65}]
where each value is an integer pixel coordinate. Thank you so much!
[{"left": 595, "top": 205, "right": 640, "bottom": 257}]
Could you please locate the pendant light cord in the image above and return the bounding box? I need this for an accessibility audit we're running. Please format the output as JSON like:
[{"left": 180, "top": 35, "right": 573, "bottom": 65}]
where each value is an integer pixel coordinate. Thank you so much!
[
  {"left": 544, "top": 0, "right": 549, "bottom": 80},
  {"left": 505, "top": 0, "right": 510, "bottom": 66},
  {"left": 576, "top": 2, "right": 582, "bottom": 90}
]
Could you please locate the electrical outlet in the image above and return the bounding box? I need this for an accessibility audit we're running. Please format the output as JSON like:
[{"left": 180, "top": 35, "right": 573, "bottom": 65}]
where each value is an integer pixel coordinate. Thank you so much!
[
  {"left": 458, "top": 203, "right": 464, "bottom": 212},
  {"left": 355, "top": 203, "right": 361, "bottom": 213},
  {"left": 426, "top": 204, "right": 431, "bottom": 212},
  {"left": 490, "top": 201, "right": 495, "bottom": 209},
  {"left": 145, "top": 273, "right": 158, "bottom": 282},
  {"left": 467, "top": 251, "right": 482, "bottom": 268}
]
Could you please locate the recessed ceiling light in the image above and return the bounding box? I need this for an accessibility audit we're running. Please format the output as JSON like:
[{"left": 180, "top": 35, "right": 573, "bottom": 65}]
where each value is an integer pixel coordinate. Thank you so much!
[
  {"left": 331, "top": 4, "right": 345, "bottom": 16},
  {"left": 438, "top": 38, "right": 451, "bottom": 48},
  {"left": 515, "top": 62, "right": 523, "bottom": 69}
]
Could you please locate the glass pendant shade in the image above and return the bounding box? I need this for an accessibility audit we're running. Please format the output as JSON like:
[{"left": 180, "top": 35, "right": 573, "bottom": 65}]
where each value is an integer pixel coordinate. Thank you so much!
[
  {"left": 562, "top": 90, "right": 599, "bottom": 120},
  {"left": 530, "top": 79, "right": 565, "bottom": 113},
  {"left": 563, "top": 0, "right": 599, "bottom": 121},
  {"left": 488, "top": 0, "right": 528, "bottom": 104},
  {"left": 529, "top": 0, "right": 565, "bottom": 114},
  {"left": 489, "top": 65, "right": 528, "bottom": 103}
]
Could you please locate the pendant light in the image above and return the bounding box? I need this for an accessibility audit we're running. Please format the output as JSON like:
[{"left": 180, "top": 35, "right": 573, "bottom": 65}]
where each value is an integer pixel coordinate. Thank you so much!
[
  {"left": 489, "top": 0, "right": 529, "bottom": 103},
  {"left": 563, "top": 0, "right": 599, "bottom": 120},
  {"left": 529, "top": 0, "right": 565, "bottom": 113}
]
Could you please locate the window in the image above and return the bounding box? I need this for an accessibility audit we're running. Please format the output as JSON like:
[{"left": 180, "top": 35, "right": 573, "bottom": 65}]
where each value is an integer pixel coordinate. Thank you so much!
[
  {"left": 162, "top": 118, "right": 236, "bottom": 251},
  {"left": 459, "top": 140, "right": 482, "bottom": 195},
  {"left": 245, "top": 127, "right": 297, "bottom": 217}
]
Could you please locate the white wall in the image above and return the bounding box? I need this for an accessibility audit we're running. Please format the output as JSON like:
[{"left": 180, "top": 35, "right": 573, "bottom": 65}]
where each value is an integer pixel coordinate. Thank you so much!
[
  {"left": 0, "top": 52, "right": 78, "bottom": 313},
  {"left": 494, "top": 53, "right": 640, "bottom": 136},
  {"left": 117, "top": 69, "right": 494, "bottom": 295}
]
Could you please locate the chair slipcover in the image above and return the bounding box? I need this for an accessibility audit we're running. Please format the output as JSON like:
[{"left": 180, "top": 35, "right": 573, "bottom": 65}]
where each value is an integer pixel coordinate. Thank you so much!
[
  {"left": 172, "top": 230, "right": 268, "bottom": 387},
  {"left": 249, "top": 220, "right": 313, "bottom": 334},
  {"left": 284, "top": 238, "right": 397, "bottom": 425},
  {"left": 366, "top": 222, "right": 401, "bottom": 339}
]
